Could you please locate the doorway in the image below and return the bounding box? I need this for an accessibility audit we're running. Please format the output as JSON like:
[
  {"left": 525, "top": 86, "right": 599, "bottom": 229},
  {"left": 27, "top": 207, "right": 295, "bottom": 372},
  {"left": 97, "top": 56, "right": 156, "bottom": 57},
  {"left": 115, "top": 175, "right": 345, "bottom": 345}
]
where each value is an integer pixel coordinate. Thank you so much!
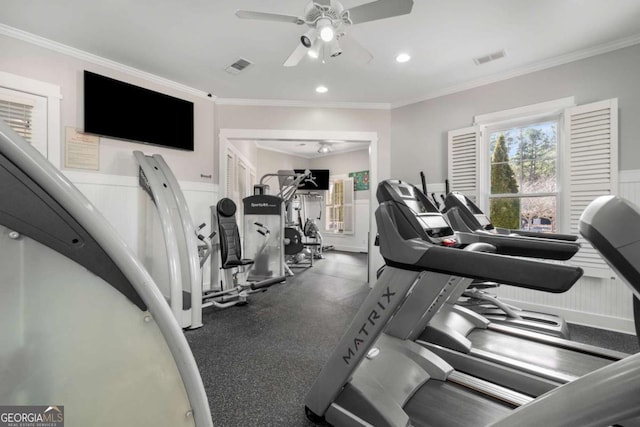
[{"left": 219, "top": 128, "right": 379, "bottom": 284}]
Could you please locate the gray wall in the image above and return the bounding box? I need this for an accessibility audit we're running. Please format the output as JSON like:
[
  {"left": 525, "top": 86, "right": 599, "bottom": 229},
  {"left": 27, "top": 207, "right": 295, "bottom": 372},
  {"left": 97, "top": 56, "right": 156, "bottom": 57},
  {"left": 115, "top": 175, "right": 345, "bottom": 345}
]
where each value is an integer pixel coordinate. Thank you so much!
[
  {"left": 391, "top": 43, "right": 640, "bottom": 184},
  {"left": 310, "top": 148, "right": 370, "bottom": 200},
  {"left": 255, "top": 148, "right": 310, "bottom": 190},
  {"left": 0, "top": 34, "right": 215, "bottom": 182}
]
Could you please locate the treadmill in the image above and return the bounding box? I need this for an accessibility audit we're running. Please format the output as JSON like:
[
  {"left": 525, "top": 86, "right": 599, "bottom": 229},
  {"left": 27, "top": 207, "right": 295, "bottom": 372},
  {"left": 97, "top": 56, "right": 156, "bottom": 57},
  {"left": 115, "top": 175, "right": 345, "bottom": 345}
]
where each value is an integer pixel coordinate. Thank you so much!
[
  {"left": 406, "top": 191, "right": 628, "bottom": 396},
  {"left": 442, "top": 191, "right": 578, "bottom": 338},
  {"left": 305, "top": 180, "right": 640, "bottom": 427}
]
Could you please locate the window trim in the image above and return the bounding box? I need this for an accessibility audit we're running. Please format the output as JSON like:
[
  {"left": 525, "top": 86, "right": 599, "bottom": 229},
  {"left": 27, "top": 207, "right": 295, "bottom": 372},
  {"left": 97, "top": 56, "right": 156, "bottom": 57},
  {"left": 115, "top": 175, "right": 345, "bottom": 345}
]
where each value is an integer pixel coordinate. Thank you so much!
[
  {"left": 482, "top": 116, "right": 562, "bottom": 232},
  {"left": 0, "top": 71, "right": 62, "bottom": 168},
  {"left": 476, "top": 99, "right": 574, "bottom": 225}
]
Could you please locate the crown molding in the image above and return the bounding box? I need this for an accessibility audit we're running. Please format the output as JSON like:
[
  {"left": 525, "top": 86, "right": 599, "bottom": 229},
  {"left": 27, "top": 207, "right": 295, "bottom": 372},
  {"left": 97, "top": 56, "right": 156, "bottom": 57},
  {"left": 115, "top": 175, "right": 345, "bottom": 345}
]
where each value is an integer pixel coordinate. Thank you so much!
[
  {"left": 215, "top": 97, "right": 390, "bottom": 110},
  {"left": 0, "top": 24, "right": 214, "bottom": 100},
  {"left": 391, "top": 33, "right": 640, "bottom": 109}
]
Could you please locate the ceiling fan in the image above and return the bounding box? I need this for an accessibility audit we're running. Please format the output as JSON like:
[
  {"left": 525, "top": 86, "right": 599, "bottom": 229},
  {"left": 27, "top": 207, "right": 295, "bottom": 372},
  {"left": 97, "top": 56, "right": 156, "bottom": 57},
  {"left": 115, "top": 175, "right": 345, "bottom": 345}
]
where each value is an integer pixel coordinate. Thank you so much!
[{"left": 236, "top": 0, "right": 414, "bottom": 67}]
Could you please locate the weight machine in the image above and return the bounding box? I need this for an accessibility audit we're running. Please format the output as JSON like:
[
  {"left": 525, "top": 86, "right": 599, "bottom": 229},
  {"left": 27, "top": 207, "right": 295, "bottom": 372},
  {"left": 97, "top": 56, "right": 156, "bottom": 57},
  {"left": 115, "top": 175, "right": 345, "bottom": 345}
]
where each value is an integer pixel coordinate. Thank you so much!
[{"left": 254, "top": 169, "right": 325, "bottom": 274}]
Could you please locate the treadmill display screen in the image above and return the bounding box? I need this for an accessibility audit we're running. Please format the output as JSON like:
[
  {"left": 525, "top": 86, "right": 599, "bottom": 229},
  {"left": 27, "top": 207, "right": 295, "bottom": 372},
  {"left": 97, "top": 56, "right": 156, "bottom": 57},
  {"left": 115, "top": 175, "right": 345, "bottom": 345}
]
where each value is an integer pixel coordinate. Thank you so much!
[{"left": 420, "top": 215, "right": 450, "bottom": 230}]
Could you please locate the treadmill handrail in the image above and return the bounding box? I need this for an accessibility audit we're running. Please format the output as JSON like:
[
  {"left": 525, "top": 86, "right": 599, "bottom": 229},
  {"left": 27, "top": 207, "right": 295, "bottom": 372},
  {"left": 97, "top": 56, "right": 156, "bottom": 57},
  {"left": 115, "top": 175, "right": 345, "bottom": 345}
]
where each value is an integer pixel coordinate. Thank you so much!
[
  {"left": 377, "top": 203, "right": 583, "bottom": 293},
  {"left": 444, "top": 191, "right": 579, "bottom": 243},
  {"left": 456, "top": 229, "right": 581, "bottom": 260},
  {"left": 496, "top": 228, "right": 578, "bottom": 241}
]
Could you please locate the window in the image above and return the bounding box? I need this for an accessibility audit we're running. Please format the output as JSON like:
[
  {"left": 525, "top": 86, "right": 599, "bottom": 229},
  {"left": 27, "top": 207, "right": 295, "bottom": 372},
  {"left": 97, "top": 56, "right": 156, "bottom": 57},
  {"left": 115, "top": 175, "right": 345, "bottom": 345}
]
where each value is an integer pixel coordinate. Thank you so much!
[
  {"left": 325, "top": 176, "right": 354, "bottom": 234},
  {"left": 0, "top": 86, "right": 48, "bottom": 157},
  {"left": 448, "top": 97, "right": 618, "bottom": 278},
  {"left": 487, "top": 120, "right": 558, "bottom": 232}
]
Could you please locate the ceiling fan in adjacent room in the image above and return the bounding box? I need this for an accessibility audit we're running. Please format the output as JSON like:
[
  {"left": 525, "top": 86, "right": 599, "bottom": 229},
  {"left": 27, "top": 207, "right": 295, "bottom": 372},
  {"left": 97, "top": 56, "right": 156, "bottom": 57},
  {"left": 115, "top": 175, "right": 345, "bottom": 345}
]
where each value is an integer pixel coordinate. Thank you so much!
[{"left": 236, "top": 0, "right": 414, "bottom": 67}]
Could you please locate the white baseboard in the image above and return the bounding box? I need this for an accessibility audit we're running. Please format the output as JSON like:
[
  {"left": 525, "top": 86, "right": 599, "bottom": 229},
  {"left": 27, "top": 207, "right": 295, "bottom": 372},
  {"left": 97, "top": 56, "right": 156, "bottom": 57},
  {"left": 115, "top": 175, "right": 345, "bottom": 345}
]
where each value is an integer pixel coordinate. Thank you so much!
[{"left": 500, "top": 297, "right": 636, "bottom": 335}]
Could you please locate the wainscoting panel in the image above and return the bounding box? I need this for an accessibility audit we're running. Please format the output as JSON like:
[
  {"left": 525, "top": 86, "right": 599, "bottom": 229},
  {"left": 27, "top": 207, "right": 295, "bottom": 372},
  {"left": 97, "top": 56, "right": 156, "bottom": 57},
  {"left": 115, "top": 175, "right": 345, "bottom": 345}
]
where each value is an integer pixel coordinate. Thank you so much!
[
  {"left": 495, "top": 170, "right": 640, "bottom": 333},
  {"left": 64, "top": 171, "right": 218, "bottom": 288}
]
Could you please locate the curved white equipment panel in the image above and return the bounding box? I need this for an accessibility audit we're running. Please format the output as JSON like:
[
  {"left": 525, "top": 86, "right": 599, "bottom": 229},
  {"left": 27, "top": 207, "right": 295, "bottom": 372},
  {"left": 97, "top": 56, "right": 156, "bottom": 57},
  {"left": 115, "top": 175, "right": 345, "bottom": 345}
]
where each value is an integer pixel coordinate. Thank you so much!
[
  {"left": 0, "top": 122, "right": 212, "bottom": 426},
  {"left": 135, "top": 151, "right": 203, "bottom": 329}
]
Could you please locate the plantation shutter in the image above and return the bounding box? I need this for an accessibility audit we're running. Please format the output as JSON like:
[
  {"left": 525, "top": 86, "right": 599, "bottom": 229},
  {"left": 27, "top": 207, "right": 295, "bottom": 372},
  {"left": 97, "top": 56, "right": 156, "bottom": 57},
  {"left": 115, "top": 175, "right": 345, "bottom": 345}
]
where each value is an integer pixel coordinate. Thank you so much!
[
  {"left": 343, "top": 177, "right": 354, "bottom": 234},
  {"left": 563, "top": 98, "right": 618, "bottom": 278},
  {"left": 448, "top": 126, "right": 480, "bottom": 201},
  {"left": 0, "top": 96, "right": 34, "bottom": 142}
]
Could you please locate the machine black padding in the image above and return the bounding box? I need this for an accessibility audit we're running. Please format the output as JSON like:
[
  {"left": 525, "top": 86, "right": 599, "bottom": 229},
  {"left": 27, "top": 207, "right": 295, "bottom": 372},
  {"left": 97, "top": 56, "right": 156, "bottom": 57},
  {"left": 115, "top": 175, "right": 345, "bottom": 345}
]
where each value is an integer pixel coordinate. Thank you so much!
[
  {"left": 217, "top": 198, "right": 250, "bottom": 269},
  {"left": 579, "top": 196, "right": 640, "bottom": 294},
  {"left": 473, "top": 233, "right": 580, "bottom": 260},
  {"left": 217, "top": 198, "right": 236, "bottom": 217},
  {"left": 388, "top": 246, "right": 583, "bottom": 293}
]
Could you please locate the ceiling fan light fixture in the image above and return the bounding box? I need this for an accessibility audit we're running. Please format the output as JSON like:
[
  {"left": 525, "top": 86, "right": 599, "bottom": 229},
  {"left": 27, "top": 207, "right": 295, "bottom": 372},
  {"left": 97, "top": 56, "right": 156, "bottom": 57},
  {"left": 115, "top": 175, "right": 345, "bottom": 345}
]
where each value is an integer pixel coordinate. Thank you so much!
[
  {"left": 315, "top": 85, "right": 328, "bottom": 94},
  {"left": 327, "top": 38, "right": 342, "bottom": 57},
  {"left": 318, "top": 18, "right": 335, "bottom": 42},
  {"left": 307, "top": 38, "right": 322, "bottom": 58},
  {"left": 300, "top": 29, "right": 317, "bottom": 48}
]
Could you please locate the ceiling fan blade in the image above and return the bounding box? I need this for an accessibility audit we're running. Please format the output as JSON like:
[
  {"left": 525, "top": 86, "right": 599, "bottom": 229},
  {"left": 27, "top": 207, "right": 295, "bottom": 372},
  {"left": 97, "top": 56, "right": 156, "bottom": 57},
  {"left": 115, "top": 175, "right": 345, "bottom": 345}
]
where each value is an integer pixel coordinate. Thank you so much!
[
  {"left": 313, "top": 0, "right": 332, "bottom": 6},
  {"left": 236, "top": 10, "right": 305, "bottom": 25},
  {"left": 346, "top": 0, "right": 414, "bottom": 25},
  {"left": 284, "top": 43, "right": 309, "bottom": 67},
  {"left": 339, "top": 34, "right": 373, "bottom": 64}
]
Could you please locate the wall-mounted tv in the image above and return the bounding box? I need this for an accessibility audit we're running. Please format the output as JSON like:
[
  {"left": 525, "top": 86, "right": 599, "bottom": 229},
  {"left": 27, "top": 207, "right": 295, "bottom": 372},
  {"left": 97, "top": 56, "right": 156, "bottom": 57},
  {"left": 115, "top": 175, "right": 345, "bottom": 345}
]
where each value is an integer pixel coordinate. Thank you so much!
[
  {"left": 84, "top": 70, "right": 194, "bottom": 151},
  {"left": 294, "top": 169, "right": 330, "bottom": 191}
]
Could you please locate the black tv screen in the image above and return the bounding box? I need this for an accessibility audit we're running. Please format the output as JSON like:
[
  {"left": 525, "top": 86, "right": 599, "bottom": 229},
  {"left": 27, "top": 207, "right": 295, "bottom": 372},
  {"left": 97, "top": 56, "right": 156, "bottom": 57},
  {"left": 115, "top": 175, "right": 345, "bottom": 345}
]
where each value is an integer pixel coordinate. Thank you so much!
[
  {"left": 84, "top": 71, "right": 194, "bottom": 151},
  {"left": 294, "top": 169, "right": 330, "bottom": 191}
]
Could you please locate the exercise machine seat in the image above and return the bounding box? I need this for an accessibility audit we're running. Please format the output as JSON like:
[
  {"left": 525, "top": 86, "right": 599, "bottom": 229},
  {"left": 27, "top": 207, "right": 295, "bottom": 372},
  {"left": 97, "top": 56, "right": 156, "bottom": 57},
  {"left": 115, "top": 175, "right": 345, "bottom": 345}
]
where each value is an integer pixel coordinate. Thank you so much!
[{"left": 216, "top": 198, "right": 254, "bottom": 269}]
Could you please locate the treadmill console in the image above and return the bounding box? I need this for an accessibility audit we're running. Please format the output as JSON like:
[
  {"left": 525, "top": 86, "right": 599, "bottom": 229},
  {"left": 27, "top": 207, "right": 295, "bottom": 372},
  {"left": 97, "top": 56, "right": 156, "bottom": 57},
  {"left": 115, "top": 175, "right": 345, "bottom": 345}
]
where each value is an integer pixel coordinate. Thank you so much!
[
  {"left": 445, "top": 192, "right": 495, "bottom": 231},
  {"left": 377, "top": 180, "right": 457, "bottom": 245}
]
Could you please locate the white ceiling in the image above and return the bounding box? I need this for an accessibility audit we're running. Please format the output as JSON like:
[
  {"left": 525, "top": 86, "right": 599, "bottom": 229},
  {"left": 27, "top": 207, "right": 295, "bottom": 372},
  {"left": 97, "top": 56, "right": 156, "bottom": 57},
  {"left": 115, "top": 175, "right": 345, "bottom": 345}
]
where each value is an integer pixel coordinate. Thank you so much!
[
  {"left": 2, "top": 1, "right": 640, "bottom": 107},
  {"left": 254, "top": 139, "right": 369, "bottom": 159}
]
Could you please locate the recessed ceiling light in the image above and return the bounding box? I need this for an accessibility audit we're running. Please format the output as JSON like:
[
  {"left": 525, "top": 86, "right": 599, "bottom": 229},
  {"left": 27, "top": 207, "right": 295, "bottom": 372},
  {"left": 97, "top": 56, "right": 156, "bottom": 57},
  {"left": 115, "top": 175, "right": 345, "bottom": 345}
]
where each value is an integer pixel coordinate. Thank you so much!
[
  {"left": 316, "top": 85, "right": 328, "bottom": 94},
  {"left": 318, "top": 143, "right": 331, "bottom": 154},
  {"left": 396, "top": 53, "right": 411, "bottom": 63}
]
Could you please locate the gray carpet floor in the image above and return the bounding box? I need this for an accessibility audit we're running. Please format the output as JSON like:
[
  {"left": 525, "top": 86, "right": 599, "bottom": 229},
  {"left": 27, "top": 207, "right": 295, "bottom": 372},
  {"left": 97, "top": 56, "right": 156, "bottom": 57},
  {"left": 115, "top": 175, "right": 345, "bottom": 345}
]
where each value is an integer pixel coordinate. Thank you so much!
[{"left": 185, "top": 251, "right": 639, "bottom": 426}]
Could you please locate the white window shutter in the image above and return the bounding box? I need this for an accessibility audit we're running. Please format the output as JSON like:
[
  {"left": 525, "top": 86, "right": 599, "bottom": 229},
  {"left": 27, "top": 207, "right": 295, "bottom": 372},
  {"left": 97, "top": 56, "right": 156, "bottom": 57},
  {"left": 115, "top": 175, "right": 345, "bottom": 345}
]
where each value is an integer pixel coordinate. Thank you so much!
[
  {"left": 563, "top": 98, "right": 618, "bottom": 278},
  {"left": 448, "top": 126, "right": 480, "bottom": 202},
  {"left": 343, "top": 177, "right": 354, "bottom": 234}
]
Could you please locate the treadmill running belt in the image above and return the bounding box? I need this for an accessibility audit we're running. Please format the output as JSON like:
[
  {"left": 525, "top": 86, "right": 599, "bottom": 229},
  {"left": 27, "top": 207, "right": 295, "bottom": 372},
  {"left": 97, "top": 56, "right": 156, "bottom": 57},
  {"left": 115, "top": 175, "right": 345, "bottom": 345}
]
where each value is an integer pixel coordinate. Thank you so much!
[
  {"left": 404, "top": 380, "right": 513, "bottom": 427},
  {"left": 469, "top": 329, "right": 611, "bottom": 378}
]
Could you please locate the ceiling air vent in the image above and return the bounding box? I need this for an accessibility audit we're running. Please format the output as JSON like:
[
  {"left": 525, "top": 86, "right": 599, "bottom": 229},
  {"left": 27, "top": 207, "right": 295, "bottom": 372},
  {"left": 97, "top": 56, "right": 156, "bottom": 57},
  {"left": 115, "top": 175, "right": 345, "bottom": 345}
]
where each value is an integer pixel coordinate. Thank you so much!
[
  {"left": 473, "top": 49, "right": 507, "bottom": 66},
  {"left": 225, "top": 58, "right": 253, "bottom": 75}
]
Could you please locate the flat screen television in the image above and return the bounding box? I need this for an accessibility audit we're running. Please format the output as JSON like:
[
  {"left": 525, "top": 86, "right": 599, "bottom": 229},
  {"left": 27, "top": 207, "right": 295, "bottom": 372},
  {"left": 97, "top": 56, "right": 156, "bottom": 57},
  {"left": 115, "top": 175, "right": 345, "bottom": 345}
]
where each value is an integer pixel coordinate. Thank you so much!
[
  {"left": 294, "top": 169, "right": 330, "bottom": 191},
  {"left": 83, "top": 70, "right": 194, "bottom": 151}
]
